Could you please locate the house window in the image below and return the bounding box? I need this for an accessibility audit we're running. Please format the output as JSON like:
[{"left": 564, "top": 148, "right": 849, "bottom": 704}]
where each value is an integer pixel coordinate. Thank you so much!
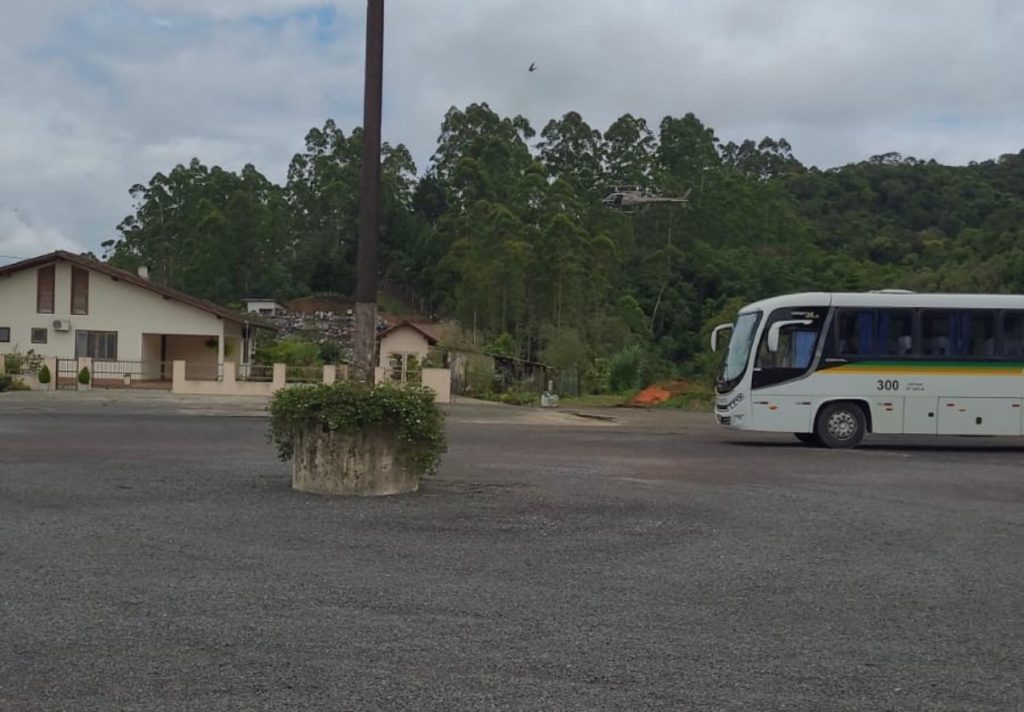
[
  {"left": 0, "top": 327, "right": 10, "bottom": 343},
  {"left": 387, "top": 353, "right": 422, "bottom": 383},
  {"left": 75, "top": 331, "right": 118, "bottom": 360},
  {"left": 71, "top": 267, "right": 89, "bottom": 315},
  {"left": 37, "top": 265, "right": 55, "bottom": 314},
  {"left": 31, "top": 328, "right": 47, "bottom": 344}
]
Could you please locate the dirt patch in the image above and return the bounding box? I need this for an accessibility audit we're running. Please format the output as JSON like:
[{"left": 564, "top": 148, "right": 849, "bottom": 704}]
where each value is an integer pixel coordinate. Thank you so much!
[
  {"left": 629, "top": 385, "right": 673, "bottom": 406},
  {"left": 627, "top": 380, "right": 708, "bottom": 407}
]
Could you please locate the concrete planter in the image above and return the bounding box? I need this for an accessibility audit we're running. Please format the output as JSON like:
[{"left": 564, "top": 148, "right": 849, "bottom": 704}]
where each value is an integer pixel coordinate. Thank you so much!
[
  {"left": 77, "top": 383, "right": 90, "bottom": 392},
  {"left": 291, "top": 426, "right": 420, "bottom": 496}
]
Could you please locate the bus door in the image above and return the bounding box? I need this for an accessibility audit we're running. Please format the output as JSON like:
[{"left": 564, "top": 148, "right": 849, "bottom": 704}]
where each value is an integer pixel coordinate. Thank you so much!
[{"left": 751, "top": 307, "right": 826, "bottom": 432}]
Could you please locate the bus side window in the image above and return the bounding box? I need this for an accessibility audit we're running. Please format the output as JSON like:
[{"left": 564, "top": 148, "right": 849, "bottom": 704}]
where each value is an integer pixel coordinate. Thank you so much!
[
  {"left": 1003, "top": 313, "right": 1024, "bottom": 358},
  {"left": 834, "top": 309, "right": 912, "bottom": 357},
  {"left": 836, "top": 311, "right": 874, "bottom": 356},
  {"left": 922, "top": 311, "right": 951, "bottom": 356},
  {"left": 923, "top": 310, "right": 995, "bottom": 357},
  {"left": 967, "top": 312, "right": 995, "bottom": 356},
  {"left": 879, "top": 310, "right": 913, "bottom": 355}
]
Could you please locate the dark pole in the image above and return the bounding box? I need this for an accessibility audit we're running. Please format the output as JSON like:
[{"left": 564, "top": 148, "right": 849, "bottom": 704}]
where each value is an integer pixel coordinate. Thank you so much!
[{"left": 353, "top": 0, "right": 384, "bottom": 384}]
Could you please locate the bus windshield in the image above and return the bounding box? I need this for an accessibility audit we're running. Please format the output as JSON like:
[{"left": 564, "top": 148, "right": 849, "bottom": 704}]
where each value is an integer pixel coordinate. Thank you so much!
[{"left": 720, "top": 311, "right": 761, "bottom": 389}]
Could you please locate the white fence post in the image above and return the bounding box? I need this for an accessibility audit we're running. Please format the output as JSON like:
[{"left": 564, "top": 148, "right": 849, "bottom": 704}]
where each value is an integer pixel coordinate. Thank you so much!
[
  {"left": 272, "top": 363, "right": 287, "bottom": 392},
  {"left": 171, "top": 360, "right": 187, "bottom": 394}
]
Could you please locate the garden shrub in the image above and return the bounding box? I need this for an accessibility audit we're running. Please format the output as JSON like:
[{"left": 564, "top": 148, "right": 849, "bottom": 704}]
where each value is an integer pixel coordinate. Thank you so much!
[
  {"left": 269, "top": 382, "right": 447, "bottom": 478},
  {"left": 608, "top": 345, "right": 643, "bottom": 394}
]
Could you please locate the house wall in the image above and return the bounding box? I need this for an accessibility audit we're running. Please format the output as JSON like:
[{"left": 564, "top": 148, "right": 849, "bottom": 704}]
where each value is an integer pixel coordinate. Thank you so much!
[
  {"left": 141, "top": 334, "right": 163, "bottom": 364},
  {"left": 0, "top": 260, "right": 231, "bottom": 361},
  {"left": 378, "top": 327, "right": 431, "bottom": 368},
  {"left": 224, "top": 321, "right": 244, "bottom": 365}
]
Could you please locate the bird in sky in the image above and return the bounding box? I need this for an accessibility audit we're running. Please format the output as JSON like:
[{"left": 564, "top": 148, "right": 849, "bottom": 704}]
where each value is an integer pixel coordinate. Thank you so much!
[{"left": 528, "top": 62, "right": 537, "bottom": 72}]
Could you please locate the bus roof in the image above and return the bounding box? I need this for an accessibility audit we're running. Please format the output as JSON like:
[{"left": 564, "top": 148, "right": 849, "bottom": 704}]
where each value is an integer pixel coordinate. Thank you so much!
[{"left": 739, "top": 292, "right": 1024, "bottom": 314}]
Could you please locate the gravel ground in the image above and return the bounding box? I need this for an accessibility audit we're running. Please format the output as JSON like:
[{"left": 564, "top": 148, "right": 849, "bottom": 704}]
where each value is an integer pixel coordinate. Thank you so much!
[{"left": 1, "top": 401, "right": 1022, "bottom": 711}]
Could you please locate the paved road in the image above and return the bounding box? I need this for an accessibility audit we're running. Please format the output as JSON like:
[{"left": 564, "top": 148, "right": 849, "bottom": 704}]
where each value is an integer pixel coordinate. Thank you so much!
[{"left": 1, "top": 400, "right": 1022, "bottom": 711}]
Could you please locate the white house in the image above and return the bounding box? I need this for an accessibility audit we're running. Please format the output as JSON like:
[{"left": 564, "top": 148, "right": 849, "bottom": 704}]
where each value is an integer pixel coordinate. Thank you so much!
[
  {"left": 377, "top": 321, "right": 438, "bottom": 379},
  {"left": 242, "top": 298, "right": 286, "bottom": 316},
  {"left": 0, "top": 251, "right": 267, "bottom": 382},
  {"left": 375, "top": 321, "right": 451, "bottom": 403}
]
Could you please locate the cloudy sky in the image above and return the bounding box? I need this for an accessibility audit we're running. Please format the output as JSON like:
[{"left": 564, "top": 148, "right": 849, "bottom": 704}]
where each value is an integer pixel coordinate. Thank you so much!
[{"left": 1, "top": 0, "right": 1021, "bottom": 263}]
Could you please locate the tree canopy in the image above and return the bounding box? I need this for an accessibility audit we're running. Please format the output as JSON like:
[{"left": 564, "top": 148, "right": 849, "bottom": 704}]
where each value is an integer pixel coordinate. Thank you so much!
[{"left": 103, "top": 104, "right": 1024, "bottom": 385}]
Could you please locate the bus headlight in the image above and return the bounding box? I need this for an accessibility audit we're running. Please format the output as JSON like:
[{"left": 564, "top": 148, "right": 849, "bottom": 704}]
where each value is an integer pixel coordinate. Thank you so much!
[{"left": 718, "top": 393, "right": 744, "bottom": 412}]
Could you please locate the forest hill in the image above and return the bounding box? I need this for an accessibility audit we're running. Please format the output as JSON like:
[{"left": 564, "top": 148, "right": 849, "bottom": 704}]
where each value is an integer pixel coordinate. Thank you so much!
[{"left": 102, "top": 103, "right": 1024, "bottom": 384}]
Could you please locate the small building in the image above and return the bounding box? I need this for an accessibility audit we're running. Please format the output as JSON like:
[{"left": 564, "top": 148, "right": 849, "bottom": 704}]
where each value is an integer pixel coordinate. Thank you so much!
[
  {"left": 242, "top": 298, "right": 286, "bottom": 316},
  {"left": 0, "top": 251, "right": 269, "bottom": 382},
  {"left": 377, "top": 321, "right": 438, "bottom": 382}
]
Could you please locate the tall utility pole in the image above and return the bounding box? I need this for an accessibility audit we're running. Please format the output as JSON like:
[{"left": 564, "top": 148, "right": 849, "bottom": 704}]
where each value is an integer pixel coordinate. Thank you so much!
[{"left": 353, "top": 0, "right": 385, "bottom": 384}]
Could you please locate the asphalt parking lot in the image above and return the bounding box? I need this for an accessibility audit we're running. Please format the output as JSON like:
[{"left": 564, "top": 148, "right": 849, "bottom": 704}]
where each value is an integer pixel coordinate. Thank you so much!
[{"left": 2, "top": 397, "right": 1023, "bottom": 711}]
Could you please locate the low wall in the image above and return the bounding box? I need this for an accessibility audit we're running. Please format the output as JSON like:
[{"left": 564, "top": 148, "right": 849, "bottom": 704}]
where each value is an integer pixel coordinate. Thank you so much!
[
  {"left": 3, "top": 356, "right": 450, "bottom": 401},
  {"left": 422, "top": 368, "right": 452, "bottom": 404},
  {"left": 171, "top": 361, "right": 285, "bottom": 396},
  {"left": 0, "top": 355, "right": 55, "bottom": 391},
  {"left": 373, "top": 367, "right": 452, "bottom": 404}
]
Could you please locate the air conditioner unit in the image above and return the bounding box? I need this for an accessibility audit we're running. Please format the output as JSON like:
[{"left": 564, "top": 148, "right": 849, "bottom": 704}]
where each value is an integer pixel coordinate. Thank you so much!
[{"left": 52, "top": 319, "right": 71, "bottom": 331}]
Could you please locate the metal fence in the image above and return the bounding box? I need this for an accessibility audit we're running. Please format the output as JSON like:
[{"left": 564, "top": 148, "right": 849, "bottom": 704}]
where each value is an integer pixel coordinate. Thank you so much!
[
  {"left": 56, "top": 358, "right": 78, "bottom": 391},
  {"left": 237, "top": 363, "right": 275, "bottom": 382},
  {"left": 91, "top": 360, "right": 171, "bottom": 387},
  {"left": 285, "top": 365, "right": 322, "bottom": 384}
]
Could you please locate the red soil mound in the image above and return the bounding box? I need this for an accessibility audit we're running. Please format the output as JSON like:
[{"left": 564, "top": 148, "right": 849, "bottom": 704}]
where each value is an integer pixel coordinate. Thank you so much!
[{"left": 626, "top": 379, "right": 705, "bottom": 407}]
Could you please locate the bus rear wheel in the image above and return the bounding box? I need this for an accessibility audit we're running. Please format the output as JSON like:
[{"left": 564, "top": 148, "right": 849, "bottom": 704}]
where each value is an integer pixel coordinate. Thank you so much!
[
  {"left": 815, "top": 402, "right": 866, "bottom": 449},
  {"left": 794, "top": 432, "right": 822, "bottom": 446}
]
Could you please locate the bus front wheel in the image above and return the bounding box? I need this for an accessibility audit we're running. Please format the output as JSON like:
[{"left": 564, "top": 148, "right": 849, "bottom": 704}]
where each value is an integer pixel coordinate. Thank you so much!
[{"left": 815, "top": 402, "right": 866, "bottom": 449}]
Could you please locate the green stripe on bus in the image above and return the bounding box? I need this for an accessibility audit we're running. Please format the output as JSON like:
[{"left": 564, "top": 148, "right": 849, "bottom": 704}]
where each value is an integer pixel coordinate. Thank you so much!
[{"left": 823, "top": 361, "right": 1024, "bottom": 375}]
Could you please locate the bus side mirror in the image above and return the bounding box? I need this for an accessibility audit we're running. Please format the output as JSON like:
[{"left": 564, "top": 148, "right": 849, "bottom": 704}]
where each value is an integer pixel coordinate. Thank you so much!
[
  {"left": 710, "top": 323, "right": 732, "bottom": 353},
  {"left": 767, "top": 320, "right": 814, "bottom": 352}
]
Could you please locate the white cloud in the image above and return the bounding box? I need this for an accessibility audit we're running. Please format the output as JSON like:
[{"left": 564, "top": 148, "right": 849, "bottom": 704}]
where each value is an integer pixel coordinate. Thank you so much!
[
  {"left": 0, "top": 0, "right": 1022, "bottom": 260},
  {"left": 0, "top": 209, "right": 84, "bottom": 264}
]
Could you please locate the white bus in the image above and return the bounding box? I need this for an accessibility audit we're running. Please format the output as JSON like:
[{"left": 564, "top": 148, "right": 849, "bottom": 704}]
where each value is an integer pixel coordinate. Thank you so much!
[{"left": 711, "top": 291, "right": 1024, "bottom": 448}]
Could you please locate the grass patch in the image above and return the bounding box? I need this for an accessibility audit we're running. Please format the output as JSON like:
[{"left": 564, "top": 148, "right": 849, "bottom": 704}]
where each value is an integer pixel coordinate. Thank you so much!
[{"left": 473, "top": 391, "right": 538, "bottom": 406}]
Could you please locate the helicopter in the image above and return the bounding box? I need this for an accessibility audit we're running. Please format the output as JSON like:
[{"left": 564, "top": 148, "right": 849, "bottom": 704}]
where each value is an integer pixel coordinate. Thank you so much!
[{"left": 601, "top": 186, "right": 691, "bottom": 211}]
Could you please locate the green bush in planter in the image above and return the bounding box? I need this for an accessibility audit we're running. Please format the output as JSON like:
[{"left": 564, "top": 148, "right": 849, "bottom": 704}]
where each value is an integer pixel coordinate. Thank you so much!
[
  {"left": 38, "top": 365, "right": 52, "bottom": 385},
  {"left": 0, "top": 374, "right": 10, "bottom": 392},
  {"left": 78, "top": 367, "right": 91, "bottom": 385},
  {"left": 269, "top": 382, "right": 447, "bottom": 478}
]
